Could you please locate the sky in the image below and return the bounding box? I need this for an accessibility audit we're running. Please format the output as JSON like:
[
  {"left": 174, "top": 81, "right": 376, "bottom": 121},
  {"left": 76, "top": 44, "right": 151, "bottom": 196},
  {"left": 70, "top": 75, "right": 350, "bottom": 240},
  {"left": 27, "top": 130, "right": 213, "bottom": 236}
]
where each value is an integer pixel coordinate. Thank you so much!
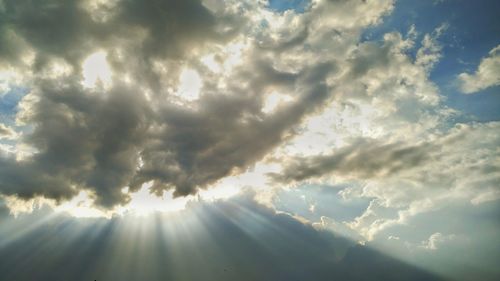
[{"left": 0, "top": 0, "right": 499, "bottom": 280}]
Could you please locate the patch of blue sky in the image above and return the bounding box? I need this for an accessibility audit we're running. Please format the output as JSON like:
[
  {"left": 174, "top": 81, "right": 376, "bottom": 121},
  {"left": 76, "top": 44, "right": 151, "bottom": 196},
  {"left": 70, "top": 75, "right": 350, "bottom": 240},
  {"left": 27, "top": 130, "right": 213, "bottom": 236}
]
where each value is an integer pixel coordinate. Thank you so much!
[
  {"left": 272, "top": 184, "right": 371, "bottom": 222},
  {"left": 0, "top": 86, "right": 29, "bottom": 126},
  {"left": 362, "top": 0, "right": 500, "bottom": 122},
  {"left": 267, "top": 0, "right": 309, "bottom": 13}
]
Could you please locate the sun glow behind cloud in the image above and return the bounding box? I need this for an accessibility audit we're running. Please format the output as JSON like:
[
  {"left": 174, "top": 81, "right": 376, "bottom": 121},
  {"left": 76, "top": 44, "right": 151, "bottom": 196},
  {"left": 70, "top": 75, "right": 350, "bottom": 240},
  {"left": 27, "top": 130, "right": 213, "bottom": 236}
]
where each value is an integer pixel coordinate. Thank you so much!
[
  {"left": 176, "top": 68, "right": 202, "bottom": 101},
  {"left": 81, "top": 51, "right": 112, "bottom": 88},
  {"left": 51, "top": 181, "right": 248, "bottom": 218},
  {"left": 262, "top": 90, "right": 294, "bottom": 114}
]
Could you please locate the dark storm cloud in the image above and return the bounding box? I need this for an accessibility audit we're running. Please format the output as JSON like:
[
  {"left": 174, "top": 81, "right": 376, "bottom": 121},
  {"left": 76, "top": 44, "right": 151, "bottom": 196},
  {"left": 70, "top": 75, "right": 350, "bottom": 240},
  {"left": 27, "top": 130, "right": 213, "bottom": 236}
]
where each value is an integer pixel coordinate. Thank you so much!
[
  {"left": 0, "top": 79, "right": 151, "bottom": 207},
  {"left": 0, "top": 192, "right": 445, "bottom": 281},
  {"left": 116, "top": 0, "right": 217, "bottom": 58},
  {"left": 0, "top": 0, "right": 243, "bottom": 207},
  {"left": 0, "top": 158, "right": 78, "bottom": 203},
  {"left": 0, "top": 25, "right": 24, "bottom": 66},
  {"left": 0, "top": 0, "right": 226, "bottom": 70},
  {"left": 0, "top": 0, "right": 338, "bottom": 207},
  {"left": 133, "top": 62, "right": 334, "bottom": 197},
  {"left": 271, "top": 139, "right": 436, "bottom": 183},
  {"left": 5, "top": 0, "right": 92, "bottom": 60},
  {"left": 0, "top": 55, "right": 334, "bottom": 207}
]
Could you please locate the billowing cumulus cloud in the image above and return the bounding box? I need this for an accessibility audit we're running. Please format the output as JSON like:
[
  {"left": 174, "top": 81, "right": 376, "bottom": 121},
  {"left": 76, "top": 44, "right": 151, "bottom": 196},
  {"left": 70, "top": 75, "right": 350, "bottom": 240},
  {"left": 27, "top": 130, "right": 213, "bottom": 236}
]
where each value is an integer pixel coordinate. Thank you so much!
[{"left": 0, "top": 0, "right": 397, "bottom": 208}]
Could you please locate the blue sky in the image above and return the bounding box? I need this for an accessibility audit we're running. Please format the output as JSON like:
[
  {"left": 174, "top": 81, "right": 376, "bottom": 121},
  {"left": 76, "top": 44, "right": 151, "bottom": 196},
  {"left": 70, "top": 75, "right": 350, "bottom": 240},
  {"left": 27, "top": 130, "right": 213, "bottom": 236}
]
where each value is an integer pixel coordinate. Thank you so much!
[
  {"left": 268, "top": 0, "right": 310, "bottom": 13},
  {"left": 363, "top": 0, "right": 500, "bottom": 121},
  {"left": 267, "top": 0, "right": 500, "bottom": 121},
  {"left": 0, "top": 87, "right": 27, "bottom": 124}
]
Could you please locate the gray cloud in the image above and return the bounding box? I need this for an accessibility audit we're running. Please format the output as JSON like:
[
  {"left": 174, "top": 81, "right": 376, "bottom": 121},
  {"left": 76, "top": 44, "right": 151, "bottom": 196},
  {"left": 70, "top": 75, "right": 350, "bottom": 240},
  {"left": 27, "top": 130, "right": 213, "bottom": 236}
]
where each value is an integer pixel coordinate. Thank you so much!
[
  {"left": 0, "top": 5, "right": 336, "bottom": 207},
  {"left": 1, "top": 80, "right": 151, "bottom": 207},
  {"left": 0, "top": 0, "right": 250, "bottom": 207},
  {"left": 115, "top": 0, "right": 217, "bottom": 58},
  {"left": 132, "top": 62, "right": 334, "bottom": 197},
  {"left": 270, "top": 138, "right": 436, "bottom": 183},
  {"left": 0, "top": 158, "right": 77, "bottom": 203},
  {"left": 0, "top": 0, "right": 225, "bottom": 67},
  {"left": 0, "top": 0, "right": 398, "bottom": 209},
  {"left": 1, "top": 0, "right": 97, "bottom": 68},
  {"left": 0, "top": 52, "right": 334, "bottom": 207}
]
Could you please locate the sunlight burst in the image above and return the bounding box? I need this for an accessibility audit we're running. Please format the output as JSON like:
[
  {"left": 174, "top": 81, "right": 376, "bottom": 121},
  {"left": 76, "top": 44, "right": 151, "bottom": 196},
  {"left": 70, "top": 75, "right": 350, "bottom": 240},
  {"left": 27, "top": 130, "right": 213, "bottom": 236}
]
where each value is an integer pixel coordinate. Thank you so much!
[
  {"left": 177, "top": 68, "right": 202, "bottom": 101},
  {"left": 82, "top": 51, "right": 112, "bottom": 88}
]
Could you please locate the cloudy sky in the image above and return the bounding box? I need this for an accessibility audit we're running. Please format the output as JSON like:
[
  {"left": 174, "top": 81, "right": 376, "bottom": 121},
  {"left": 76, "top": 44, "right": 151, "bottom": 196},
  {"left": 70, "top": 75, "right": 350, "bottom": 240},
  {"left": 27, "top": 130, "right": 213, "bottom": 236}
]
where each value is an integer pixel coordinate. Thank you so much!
[{"left": 0, "top": 0, "right": 499, "bottom": 280}]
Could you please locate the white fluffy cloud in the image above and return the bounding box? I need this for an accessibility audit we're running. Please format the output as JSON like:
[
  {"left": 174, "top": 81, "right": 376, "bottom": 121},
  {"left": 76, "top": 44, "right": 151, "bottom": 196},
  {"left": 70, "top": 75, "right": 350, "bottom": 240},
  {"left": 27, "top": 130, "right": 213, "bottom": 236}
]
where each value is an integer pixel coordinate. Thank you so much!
[{"left": 458, "top": 44, "right": 500, "bottom": 94}]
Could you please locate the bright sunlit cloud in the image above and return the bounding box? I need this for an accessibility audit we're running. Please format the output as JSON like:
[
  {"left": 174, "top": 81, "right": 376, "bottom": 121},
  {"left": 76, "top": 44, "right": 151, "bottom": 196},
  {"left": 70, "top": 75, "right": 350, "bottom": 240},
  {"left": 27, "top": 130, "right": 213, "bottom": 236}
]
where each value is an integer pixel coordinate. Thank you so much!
[
  {"left": 121, "top": 183, "right": 192, "bottom": 216},
  {"left": 176, "top": 68, "right": 202, "bottom": 101},
  {"left": 55, "top": 181, "right": 245, "bottom": 218},
  {"left": 82, "top": 51, "right": 112, "bottom": 88},
  {"left": 262, "top": 90, "right": 294, "bottom": 114},
  {"left": 56, "top": 191, "right": 109, "bottom": 218}
]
